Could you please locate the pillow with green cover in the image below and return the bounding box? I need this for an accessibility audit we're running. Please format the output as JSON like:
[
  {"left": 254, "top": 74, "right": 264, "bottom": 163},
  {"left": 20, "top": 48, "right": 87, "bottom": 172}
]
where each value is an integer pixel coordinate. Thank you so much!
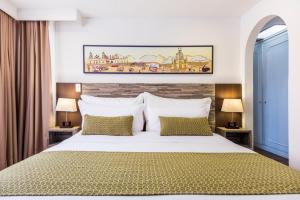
[
  {"left": 159, "top": 116, "right": 212, "bottom": 136},
  {"left": 82, "top": 115, "right": 133, "bottom": 136}
]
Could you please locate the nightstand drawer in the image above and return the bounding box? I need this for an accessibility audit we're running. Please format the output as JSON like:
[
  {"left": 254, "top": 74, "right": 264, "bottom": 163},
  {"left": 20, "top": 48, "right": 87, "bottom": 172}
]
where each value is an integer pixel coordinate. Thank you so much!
[
  {"left": 49, "top": 132, "right": 73, "bottom": 144},
  {"left": 225, "top": 132, "right": 250, "bottom": 147},
  {"left": 216, "top": 127, "right": 252, "bottom": 149},
  {"left": 48, "top": 126, "right": 80, "bottom": 147}
]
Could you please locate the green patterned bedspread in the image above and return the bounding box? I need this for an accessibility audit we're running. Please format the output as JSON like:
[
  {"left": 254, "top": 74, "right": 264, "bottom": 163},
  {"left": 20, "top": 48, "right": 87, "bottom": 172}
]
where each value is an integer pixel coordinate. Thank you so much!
[{"left": 0, "top": 151, "right": 300, "bottom": 196}]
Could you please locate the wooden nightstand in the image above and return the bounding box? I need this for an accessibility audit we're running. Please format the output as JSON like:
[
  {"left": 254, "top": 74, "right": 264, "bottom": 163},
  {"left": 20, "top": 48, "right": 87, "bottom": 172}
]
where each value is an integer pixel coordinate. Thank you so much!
[
  {"left": 216, "top": 127, "right": 253, "bottom": 149},
  {"left": 48, "top": 126, "right": 80, "bottom": 147}
]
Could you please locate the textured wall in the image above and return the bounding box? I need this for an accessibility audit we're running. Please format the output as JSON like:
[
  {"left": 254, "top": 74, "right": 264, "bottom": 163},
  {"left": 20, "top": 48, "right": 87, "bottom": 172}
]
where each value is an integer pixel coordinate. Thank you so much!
[{"left": 82, "top": 83, "right": 216, "bottom": 130}]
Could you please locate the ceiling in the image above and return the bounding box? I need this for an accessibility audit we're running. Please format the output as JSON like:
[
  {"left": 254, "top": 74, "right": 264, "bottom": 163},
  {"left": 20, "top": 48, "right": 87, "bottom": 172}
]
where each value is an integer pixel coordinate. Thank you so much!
[{"left": 9, "top": 0, "right": 261, "bottom": 18}]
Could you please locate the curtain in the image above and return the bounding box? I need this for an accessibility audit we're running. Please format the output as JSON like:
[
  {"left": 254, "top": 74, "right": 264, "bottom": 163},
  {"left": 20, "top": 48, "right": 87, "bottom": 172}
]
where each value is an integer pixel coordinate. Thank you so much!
[
  {"left": 0, "top": 10, "right": 52, "bottom": 170},
  {"left": 0, "top": 11, "right": 18, "bottom": 170},
  {"left": 16, "top": 21, "right": 52, "bottom": 160}
]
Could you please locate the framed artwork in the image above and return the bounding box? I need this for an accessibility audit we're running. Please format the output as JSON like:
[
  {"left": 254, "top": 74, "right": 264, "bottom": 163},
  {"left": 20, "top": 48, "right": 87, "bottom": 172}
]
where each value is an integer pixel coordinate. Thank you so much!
[{"left": 83, "top": 45, "right": 213, "bottom": 74}]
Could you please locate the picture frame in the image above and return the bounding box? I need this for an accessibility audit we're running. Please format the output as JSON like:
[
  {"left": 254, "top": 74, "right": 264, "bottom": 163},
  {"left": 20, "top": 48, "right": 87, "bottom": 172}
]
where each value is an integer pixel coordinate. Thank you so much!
[{"left": 83, "top": 45, "right": 213, "bottom": 74}]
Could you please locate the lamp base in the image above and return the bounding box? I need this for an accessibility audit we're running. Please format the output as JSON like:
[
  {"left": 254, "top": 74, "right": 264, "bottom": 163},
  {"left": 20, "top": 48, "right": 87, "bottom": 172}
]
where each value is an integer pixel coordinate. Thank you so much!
[
  {"left": 60, "top": 121, "right": 72, "bottom": 128},
  {"left": 225, "top": 122, "right": 239, "bottom": 129}
]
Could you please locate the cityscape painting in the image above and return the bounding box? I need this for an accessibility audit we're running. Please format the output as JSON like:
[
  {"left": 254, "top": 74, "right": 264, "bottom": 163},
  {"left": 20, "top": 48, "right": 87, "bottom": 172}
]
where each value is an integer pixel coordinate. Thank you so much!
[{"left": 83, "top": 45, "right": 213, "bottom": 74}]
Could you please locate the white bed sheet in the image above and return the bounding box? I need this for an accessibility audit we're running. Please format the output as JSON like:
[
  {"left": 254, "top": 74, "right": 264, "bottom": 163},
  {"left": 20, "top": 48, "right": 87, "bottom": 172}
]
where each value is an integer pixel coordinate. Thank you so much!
[
  {"left": 46, "top": 131, "right": 253, "bottom": 153},
  {"left": 2, "top": 132, "right": 299, "bottom": 200}
]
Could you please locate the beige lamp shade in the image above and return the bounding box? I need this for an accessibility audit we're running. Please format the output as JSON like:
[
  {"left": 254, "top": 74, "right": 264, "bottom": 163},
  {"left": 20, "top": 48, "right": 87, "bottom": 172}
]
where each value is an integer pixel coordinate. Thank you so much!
[
  {"left": 221, "top": 99, "right": 244, "bottom": 113},
  {"left": 56, "top": 98, "right": 77, "bottom": 112}
]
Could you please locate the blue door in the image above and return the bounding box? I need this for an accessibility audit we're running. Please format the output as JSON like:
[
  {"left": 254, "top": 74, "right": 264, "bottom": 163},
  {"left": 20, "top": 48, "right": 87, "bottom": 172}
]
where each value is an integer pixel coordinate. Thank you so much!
[{"left": 254, "top": 31, "right": 288, "bottom": 158}]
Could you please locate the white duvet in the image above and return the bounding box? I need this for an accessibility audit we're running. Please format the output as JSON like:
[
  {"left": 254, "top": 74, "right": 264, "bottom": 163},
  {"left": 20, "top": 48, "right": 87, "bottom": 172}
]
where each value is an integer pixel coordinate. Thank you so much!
[
  {"left": 46, "top": 132, "right": 253, "bottom": 153},
  {"left": 2, "top": 132, "right": 300, "bottom": 200}
]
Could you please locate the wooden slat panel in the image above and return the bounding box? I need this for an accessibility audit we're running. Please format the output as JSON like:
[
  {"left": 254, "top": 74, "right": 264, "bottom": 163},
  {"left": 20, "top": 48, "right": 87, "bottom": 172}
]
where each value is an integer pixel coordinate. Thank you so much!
[
  {"left": 56, "top": 83, "right": 82, "bottom": 127},
  {"left": 215, "top": 84, "right": 242, "bottom": 128},
  {"left": 82, "top": 83, "right": 215, "bottom": 130},
  {"left": 56, "top": 83, "right": 242, "bottom": 131}
]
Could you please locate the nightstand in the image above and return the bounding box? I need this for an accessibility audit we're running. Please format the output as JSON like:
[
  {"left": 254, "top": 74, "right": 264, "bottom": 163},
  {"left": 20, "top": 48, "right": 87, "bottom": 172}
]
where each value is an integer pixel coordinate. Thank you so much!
[
  {"left": 48, "top": 126, "right": 80, "bottom": 147},
  {"left": 216, "top": 127, "right": 252, "bottom": 149}
]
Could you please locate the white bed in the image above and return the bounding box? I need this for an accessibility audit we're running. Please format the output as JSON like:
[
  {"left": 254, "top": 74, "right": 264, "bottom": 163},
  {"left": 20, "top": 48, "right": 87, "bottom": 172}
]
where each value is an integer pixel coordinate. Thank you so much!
[{"left": 2, "top": 131, "right": 299, "bottom": 200}]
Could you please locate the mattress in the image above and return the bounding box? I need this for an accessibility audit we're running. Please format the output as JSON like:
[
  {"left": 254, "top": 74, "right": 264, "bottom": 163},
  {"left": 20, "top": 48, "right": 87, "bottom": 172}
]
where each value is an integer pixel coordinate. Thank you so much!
[{"left": 1, "top": 132, "right": 300, "bottom": 200}]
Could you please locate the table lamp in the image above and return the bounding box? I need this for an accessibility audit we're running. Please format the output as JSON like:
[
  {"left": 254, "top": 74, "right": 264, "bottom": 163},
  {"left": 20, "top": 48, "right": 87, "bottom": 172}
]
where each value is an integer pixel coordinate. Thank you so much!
[
  {"left": 221, "top": 99, "right": 244, "bottom": 129},
  {"left": 56, "top": 98, "right": 77, "bottom": 128}
]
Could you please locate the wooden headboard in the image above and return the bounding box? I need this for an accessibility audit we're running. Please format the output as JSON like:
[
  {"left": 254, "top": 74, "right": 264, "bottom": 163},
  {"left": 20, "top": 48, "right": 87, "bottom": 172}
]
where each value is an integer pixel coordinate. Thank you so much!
[
  {"left": 81, "top": 83, "right": 216, "bottom": 129},
  {"left": 56, "top": 83, "right": 242, "bottom": 131}
]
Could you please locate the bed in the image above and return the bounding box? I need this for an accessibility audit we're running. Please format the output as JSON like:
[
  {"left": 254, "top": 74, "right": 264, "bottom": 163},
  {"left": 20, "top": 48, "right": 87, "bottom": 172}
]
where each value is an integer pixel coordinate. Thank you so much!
[
  {"left": 1, "top": 83, "right": 300, "bottom": 199},
  {"left": 1, "top": 132, "right": 300, "bottom": 199}
]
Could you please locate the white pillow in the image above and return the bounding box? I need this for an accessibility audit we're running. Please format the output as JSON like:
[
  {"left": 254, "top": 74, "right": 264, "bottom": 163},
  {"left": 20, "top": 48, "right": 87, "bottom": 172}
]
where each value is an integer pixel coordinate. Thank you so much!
[
  {"left": 80, "top": 94, "right": 143, "bottom": 106},
  {"left": 143, "top": 92, "right": 211, "bottom": 132},
  {"left": 78, "top": 100, "right": 144, "bottom": 132}
]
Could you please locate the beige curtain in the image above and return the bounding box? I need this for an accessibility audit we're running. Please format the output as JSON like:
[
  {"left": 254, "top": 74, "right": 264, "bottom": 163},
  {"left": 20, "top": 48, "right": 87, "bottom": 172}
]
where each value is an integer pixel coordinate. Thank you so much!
[
  {"left": 16, "top": 21, "right": 52, "bottom": 160},
  {"left": 0, "top": 10, "right": 52, "bottom": 170},
  {"left": 0, "top": 11, "right": 18, "bottom": 170}
]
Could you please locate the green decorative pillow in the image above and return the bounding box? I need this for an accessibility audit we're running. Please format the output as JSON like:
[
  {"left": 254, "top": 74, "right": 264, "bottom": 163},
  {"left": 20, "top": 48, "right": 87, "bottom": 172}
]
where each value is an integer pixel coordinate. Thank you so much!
[
  {"left": 159, "top": 116, "right": 213, "bottom": 136},
  {"left": 82, "top": 115, "right": 133, "bottom": 136}
]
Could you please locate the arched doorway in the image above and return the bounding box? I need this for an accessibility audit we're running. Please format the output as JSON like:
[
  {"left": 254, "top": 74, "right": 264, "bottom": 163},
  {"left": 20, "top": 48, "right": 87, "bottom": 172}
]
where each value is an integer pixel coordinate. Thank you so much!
[{"left": 245, "top": 16, "right": 289, "bottom": 161}]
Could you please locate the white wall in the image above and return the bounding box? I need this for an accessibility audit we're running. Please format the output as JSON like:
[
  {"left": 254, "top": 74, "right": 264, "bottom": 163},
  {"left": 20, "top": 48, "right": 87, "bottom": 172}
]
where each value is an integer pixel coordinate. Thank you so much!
[
  {"left": 55, "top": 17, "right": 241, "bottom": 83},
  {"left": 49, "top": 22, "right": 57, "bottom": 127},
  {"left": 240, "top": 0, "right": 300, "bottom": 169},
  {"left": 0, "top": 0, "right": 17, "bottom": 19}
]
